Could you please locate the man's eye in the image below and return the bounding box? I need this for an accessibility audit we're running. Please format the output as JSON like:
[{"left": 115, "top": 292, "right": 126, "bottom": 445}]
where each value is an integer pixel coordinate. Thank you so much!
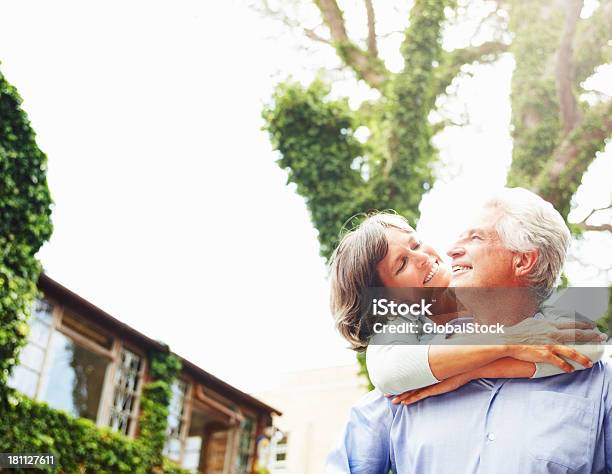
[
  {"left": 471, "top": 235, "right": 482, "bottom": 240},
  {"left": 412, "top": 240, "right": 422, "bottom": 250}
]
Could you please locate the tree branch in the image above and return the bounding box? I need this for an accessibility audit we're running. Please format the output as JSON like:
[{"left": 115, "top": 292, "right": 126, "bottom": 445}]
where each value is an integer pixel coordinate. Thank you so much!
[
  {"left": 315, "top": 0, "right": 349, "bottom": 42},
  {"left": 303, "top": 27, "right": 332, "bottom": 44},
  {"left": 534, "top": 100, "right": 612, "bottom": 214},
  {"left": 434, "top": 41, "right": 509, "bottom": 96},
  {"left": 574, "top": 1, "right": 612, "bottom": 86},
  {"left": 576, "top": 223, "right": 612, "bottom": 233},
  {"left": 257, "top": 1, "right": 332, "bottom": 45},
  {"left": 579, "top": 204, "right": 612, "bottom": 224},
  {"left": 573, "top": 204, "right": 612, "bottom": 233},
  {"left": 556, "top": 0, "right": 582, "bottom": 135},
  {"left": 314, "top": 0, "right": 388, "bottom": 90},
  {"left": 365, "top": 0, "right": 378, "bottom": 56}
]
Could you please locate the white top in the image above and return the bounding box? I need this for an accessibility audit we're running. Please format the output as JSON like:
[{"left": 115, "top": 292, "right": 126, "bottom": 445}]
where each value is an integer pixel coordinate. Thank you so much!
[{"left": 366, "top": 310, "right": 605, "bottom": 395}]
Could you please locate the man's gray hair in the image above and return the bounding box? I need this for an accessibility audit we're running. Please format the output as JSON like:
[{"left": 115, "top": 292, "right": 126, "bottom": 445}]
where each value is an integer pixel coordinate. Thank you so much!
[{"left": 483, "top": 187, "right": 570, "bottom": 298}]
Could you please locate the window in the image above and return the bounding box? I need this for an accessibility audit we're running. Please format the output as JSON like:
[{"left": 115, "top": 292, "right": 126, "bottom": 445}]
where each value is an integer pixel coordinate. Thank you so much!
[
  {"left": 270, "top": 433, "right": 288, "bottom": 470},
  {"left": 10, "top": 299, "right": 112, "bottom": 422},
  {"left": 39, "top": 331, "right": 110, "bottom": 421},
  {"left": 163, "top": 379, "right": 188, "bottom": 461},
  {"left": 8, "top": 299, "right": 54, "bottom": 397},
  {"left": 108, "top": 348, "right": 143, "bottom": 435},
  {"left": 9, "top": 296, "right": 146, "bottom": 437},
  {"left": 235, "top": 418, "right": 256, "bottom": 474}
]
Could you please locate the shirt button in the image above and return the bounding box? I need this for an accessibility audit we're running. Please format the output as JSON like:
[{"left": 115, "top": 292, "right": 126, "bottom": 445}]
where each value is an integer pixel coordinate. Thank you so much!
[{"left": 487, "top": 433, "right": 495, "bottom": 441}]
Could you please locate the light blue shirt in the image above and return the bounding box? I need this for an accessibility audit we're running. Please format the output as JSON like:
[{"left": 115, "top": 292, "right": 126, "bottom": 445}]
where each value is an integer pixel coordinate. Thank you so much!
[{"left": 327, "top": 362, "right": 612, "bottom": 473}]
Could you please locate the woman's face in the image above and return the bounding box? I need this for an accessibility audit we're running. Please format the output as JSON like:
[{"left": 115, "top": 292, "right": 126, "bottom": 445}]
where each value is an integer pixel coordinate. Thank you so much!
[{"left": 376, "top": 227, "right": 451, "bottom": 288}]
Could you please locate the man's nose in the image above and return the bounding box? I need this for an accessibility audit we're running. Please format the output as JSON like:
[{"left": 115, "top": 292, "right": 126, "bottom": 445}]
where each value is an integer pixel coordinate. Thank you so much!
[{"left": 447, "top": 244, "right": 465, "bottom": 260}]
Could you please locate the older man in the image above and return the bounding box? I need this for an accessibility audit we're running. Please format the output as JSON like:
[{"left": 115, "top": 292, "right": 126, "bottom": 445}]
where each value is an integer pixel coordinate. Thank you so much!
[{"left": 326, "top": 188, "right": 612, "bottom": 473}]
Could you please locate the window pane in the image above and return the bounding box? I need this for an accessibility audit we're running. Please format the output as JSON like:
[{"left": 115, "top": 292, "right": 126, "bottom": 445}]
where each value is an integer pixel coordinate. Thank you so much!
[
  {"left": 8, "top": 365, "right": 39, "bottom": 398},
  {"left": 164, "top": 437, "right": 182, "bottom": 462},
  {"left": 29, "top": 317, "right": 52, "bottom": 347},
  {"left": 32, "top": 299, "right": 54, "bottom": 325},
  {"left": 164, "top": 380, "right": 187, "bottom": 460},
  {"left": 8, "top": 298, "right": 54, "bottom": 398},
  {"left": 19, "top": 344, "right": 45, "bottom": 372},
  {"left": 109, "top": 410, "right": 130, "bottom": 434},
  {"left": 40, "top": 332, "right": 109, "bottom": 421}
]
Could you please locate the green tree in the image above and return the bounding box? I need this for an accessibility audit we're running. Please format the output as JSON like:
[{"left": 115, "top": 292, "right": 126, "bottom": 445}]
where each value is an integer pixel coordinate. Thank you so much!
[
  {"left": 261, "top": 0, "right": 611, "bottom": 381},
  {"left": 506, "top": 0, "right": 612, "bottom": 223},
  {"left": 263, "top": 0, "right": 611, "bottom": 254}
]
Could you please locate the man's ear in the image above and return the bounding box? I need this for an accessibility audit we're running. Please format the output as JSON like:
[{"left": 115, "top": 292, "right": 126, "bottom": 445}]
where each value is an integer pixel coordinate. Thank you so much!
[{"left": 513, "top": 250, "right": 538, "bottom": 278}]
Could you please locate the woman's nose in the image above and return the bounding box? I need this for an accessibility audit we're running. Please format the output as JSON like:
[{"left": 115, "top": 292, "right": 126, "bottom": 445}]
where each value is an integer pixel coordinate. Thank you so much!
[{"left": 413, "top": 250, "right": 431, "bottom": 267}]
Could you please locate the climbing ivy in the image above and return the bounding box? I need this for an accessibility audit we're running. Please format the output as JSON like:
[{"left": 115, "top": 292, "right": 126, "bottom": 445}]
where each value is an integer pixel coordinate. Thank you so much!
[{"left": 0, "top": 67, "right": 53, "bottom": 384}]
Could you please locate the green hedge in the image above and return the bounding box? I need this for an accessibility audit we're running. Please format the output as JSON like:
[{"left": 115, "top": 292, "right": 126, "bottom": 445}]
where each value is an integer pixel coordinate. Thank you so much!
[{"left": 0, "top": 349, "right": 191, "bottom": 474}]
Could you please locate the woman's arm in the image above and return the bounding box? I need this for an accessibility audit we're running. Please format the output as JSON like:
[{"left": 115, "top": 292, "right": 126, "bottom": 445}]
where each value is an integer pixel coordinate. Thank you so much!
[
  {"left": 428, "top": 344, "right": 519, "bottom": 381},
  {"left": 367, "top": 344, "right": 529, "bottom": 395},
  {"left": 367, "top": 340, "right": 601, "bottom": 395},
  {"left": 390, "top": 357, "right": 535, "bottom": 405},
  {"left": 391, "top": 346, "right": 605, "bottom": 406},
  {"left": 431, "top": 342, "right": 604, "bottom": 381}
]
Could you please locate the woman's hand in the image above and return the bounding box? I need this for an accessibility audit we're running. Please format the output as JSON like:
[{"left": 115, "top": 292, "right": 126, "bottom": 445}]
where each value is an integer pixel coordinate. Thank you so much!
[{"left": 390, "top": 372, "right": 474, "bottom": 406}]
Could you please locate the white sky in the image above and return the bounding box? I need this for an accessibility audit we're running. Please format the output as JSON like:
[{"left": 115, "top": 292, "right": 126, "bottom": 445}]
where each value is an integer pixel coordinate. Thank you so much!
[{"left": 0, "top": 0, "right": 610, "bottom": 393}]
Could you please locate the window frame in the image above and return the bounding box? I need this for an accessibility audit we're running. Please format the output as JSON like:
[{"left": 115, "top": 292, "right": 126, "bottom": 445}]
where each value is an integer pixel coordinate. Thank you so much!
[{"left": 103, "top": 341, "right": 147, "bottom": 437}]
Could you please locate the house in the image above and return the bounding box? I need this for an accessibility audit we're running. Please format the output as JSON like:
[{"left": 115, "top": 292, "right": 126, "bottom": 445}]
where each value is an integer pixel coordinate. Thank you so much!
[
  {"left": 8, "top": 273, "right": 281, "bottom": 473},
  {"left": 254, "top": 364, "right": 367, "bottom": 473}
]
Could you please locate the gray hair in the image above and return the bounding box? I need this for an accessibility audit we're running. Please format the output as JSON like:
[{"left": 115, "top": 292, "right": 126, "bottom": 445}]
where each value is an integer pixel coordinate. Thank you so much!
[
  {"left": 328, "top": 212, "right": 414, "bottom": 351},
  {"left": 483, "top": 187, "right": 570, "bottom": 299}
]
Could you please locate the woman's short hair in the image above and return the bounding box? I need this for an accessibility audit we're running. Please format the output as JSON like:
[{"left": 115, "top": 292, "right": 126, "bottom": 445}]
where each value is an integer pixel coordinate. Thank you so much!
[
  {"left": 483, "top": 187, "right": 571, "bottom": 300},
  {"left": 328, "top": 212, "right": 414, "bottom": 351}
]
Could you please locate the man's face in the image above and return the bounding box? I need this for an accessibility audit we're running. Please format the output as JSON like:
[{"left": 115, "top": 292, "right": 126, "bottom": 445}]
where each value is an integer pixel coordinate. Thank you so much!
[{"left": 447, "top": 207, "right": 518, "bottom": 288}]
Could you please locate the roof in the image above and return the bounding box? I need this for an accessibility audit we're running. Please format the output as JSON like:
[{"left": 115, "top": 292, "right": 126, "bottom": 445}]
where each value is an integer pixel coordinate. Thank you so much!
[{"left": 38, "top": 273, "right": 282, "bottom": 416}]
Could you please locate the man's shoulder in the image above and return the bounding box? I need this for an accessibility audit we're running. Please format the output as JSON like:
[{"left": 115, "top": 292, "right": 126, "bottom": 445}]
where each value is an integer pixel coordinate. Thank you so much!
[{"left": 350, "top": 389, "right": 400, "bottom": 418}]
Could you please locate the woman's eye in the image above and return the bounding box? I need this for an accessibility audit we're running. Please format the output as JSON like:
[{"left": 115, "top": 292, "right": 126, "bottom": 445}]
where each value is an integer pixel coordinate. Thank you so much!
[
  {"left": 412, "top": 241, "right": 422, "bottom": 250},
  {"left": 471, "top": 235, "right": 482, "bottom": 241},
  {"left": 396, "top": 257, "right": 408, "bottom": 275}
]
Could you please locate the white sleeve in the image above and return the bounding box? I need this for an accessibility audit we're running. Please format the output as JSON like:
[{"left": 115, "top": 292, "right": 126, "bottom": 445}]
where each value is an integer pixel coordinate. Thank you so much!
[
  {"left": 533, "top": 344, "right": 605, "bottom": 378},
  {"left": 366, "top": 344, "right": 440, "bottom": 395}
]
